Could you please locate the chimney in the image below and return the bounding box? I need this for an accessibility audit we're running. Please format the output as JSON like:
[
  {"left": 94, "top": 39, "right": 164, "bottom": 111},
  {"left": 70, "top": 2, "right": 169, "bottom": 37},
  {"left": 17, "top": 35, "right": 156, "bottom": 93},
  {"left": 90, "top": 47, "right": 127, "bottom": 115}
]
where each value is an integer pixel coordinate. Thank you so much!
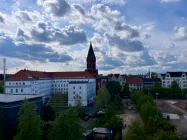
[{"left": 3, "top": 58, "right": 6, "bottom": 94}]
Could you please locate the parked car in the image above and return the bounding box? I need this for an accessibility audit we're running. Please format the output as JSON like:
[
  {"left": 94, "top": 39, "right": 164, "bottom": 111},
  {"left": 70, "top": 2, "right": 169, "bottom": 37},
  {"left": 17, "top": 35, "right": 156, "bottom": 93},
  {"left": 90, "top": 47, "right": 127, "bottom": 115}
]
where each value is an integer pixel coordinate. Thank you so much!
[{"left": 162, "top": 113, "right": 170, "bottom": 120}]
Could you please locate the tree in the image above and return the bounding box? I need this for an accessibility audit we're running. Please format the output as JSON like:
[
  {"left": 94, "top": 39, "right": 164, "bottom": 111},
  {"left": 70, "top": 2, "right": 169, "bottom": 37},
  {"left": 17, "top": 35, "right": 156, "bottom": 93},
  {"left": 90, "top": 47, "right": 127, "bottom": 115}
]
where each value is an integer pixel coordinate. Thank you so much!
[
  {"left": 43, "top": 105, "right": 56, "bottom": 121},
  {"left": 150, "top": 82, "right": 162, "bottom": 95},
  {"left": 123, "top": 120, "right": 149, "bottom": 140},
  {"left": 114, "top": 95, "right": 123, "bottom": 109},
  {"left": 74, "top": 95, "right": 86, "bottom": 117},
  {"left": 0, "top": 84, "right": 3, "bottom": 93},
  {"left": 95, "top": 88, "right": 110, "bottom": 109},
  {"left": 0, "top": 115, "right": 4, "bottom": 140},
  {"left": 131, "top": 91, "right": 145, "bottom": 104},
  {"left": 153, "top": 130, "right": 184, "bottom": 140},
  {"left": 50, "top": 93, "right": 68, "bottom": 107},
  {"left": 122, "top": 84, "right": 129, "bottom": 96},
  {"left": 106, "top": 81, "right": 122, "bottom": 95},
  {"left": 106, "top": 115, "right": 123, "bottom": 130},
  {"left": 170, "top": 81, "right": 180, "bottom": 88},
  {"left": 140, "top": 101, "right": 157, "bottom": 123},
  {"left": 105, "top": 105, "right": 116, "bottom": 122},
  {"left": 14, "top": 99, "right": 41, "bottom": 140},
  {"left": 48, "top": 108, "right": 82, "bottom": 140}
]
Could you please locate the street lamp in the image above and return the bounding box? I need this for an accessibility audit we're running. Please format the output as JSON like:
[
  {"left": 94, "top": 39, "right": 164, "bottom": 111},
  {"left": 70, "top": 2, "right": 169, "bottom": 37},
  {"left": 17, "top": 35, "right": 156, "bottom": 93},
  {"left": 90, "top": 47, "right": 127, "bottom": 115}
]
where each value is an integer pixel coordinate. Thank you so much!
[{"left": 156, "top": 93, "right": 159, "bottom": 116}]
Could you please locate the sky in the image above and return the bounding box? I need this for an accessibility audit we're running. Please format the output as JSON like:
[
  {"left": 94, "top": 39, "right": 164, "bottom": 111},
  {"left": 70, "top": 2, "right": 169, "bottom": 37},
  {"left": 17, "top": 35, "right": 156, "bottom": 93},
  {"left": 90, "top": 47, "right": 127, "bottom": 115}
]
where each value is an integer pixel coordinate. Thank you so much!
[{"left": 0, "top": 0, "right": 187, "bottom": 75}]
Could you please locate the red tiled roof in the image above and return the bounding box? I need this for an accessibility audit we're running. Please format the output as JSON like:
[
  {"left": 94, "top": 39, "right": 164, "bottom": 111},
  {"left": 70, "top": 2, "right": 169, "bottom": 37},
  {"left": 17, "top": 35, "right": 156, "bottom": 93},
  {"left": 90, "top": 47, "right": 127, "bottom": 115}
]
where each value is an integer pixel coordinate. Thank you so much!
[
  {"left": 48, "top": 71, "right": 94, "bottom": 79},
  {"left": 7, "top": 70, "right": 49, "bottom": 81},
  {"left": 7, "top": 70, "right": 95, "bottom": 81},
  {"left": 127, "top": 77, "right": 142, "bottom": 84}
]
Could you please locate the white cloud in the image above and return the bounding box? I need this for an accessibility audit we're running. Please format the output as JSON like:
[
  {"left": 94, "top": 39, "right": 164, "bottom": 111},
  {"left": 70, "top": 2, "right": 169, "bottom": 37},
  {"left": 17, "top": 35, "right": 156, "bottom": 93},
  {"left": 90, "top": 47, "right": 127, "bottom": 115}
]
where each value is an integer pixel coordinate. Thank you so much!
[
  {"left": 160, "top": 0, "right": 180, "bottom": 3},
  {"left": 173, "top": 27, "right": 187, "bottom": 41}
]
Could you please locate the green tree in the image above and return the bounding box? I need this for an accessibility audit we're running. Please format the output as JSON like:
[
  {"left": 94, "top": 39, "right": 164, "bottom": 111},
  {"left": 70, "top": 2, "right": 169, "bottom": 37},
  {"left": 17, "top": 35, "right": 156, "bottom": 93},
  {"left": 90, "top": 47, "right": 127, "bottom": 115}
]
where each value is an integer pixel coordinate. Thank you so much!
[
  {"left": 106, "top": 115, "right": 123, "bottom": 130},
  {"left": 153, "top": 130, "right": 184, "bottom": 140},
  {"left": 140, "top": 101, "right": 157, "bottom": 123},
  {"left": 106, "top": 81, "right": 122, "bottom": 95},
  {"left": 150, "top": 82, "right": 162, "bottom": 95},
  {"left": 0, "top": 115, "right": 4, "bottom": 140},
  {"left": 105, "top": 105, "right": 116, "bottom": 122},
  {"left": 131, "top": 91, "right": 145, "bottom": 104},
  {"left": 50, "top": 93, "right": 68, "bottom": 107},
  {"left": 95, "top": 88, "right": 110, "bottom": 109},
  {"left": 0, "top": 84, "right": 3, "bottom": 93},
  {"left": 170, "top": 81, "right": 182, "bottom": 99},
  {"left": 123, "top": 120, "right": 149, "bottom": 140},
  {"left": 122, "top": 84, "right": 129, "bottom": 96},
  {"left": 74, "top": 95, "right": 86, "bottom": 117},
  {"left": 43, "top": 105, "right": 56, "bottom": 121},
  {"left": 114, "top": 95, "right": 123, "bottom": 109},
  {"left": 48, "top": 108, "right": 82, "bottom": 140},
  {"left": 14, "top": 99, "right": 41, "bottom": 140}
]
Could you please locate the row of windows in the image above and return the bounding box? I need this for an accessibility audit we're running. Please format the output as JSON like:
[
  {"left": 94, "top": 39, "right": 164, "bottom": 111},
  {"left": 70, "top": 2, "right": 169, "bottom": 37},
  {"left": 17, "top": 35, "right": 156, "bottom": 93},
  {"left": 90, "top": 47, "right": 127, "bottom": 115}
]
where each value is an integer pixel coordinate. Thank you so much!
[
  {"left": 73, "top": 86, "right": 82, "bottom": 89},
  {"left": 9, "top": 82, "right": 25, "bottom": 86},
  {"left": 53, "top": 84, "right": 68, "bottom": 87},
  {"left": 73, "top": 91, "right": 82, "bottom": 94},
  {"left": 11, "top": 89, "right": 23, "bottom": 93}
]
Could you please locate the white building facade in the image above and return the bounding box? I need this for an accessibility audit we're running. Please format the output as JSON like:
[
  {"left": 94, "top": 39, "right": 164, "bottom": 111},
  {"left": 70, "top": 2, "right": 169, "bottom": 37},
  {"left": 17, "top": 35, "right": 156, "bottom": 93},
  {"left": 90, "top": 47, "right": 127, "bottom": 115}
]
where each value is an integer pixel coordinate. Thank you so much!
[
  {"left": 5, "top": 70, "right": 96, "bottom": 106},
  {"left": 161, "top": 72, "right": 187, "bottom": 89}
]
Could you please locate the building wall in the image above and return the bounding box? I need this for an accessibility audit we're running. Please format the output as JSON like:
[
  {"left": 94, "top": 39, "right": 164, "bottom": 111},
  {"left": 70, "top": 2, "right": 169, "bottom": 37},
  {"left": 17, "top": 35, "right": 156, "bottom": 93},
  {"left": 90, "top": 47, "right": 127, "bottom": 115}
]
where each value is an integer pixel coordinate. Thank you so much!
[
  {"left": 5, "top": 79, "right": 52, "bottom": 95},
  {"left": 68, "top": 79, "right": 96, "bottom": 106},
  {"left": 129, "top": 84, "right": 143, "bottom": 92},
  {"left": 161, "top": 73, "right": 187, "bottom": 89}
]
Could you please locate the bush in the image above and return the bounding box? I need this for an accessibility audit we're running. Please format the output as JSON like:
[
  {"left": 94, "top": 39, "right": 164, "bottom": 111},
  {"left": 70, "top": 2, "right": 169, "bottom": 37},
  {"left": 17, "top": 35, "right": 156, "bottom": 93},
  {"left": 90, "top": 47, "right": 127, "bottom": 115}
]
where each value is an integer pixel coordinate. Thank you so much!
[{"left": 114, "top": 130, "right": 122, "bottom": 140}]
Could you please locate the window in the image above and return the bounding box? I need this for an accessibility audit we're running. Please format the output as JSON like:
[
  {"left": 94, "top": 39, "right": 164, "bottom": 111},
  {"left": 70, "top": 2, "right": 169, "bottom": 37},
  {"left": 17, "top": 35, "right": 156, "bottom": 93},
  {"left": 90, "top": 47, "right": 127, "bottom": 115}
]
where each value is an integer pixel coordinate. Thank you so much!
[
  {"left": 16, "top": 89, "right": 18, "bottom": 93},
  {"left": 19, "top": 83, "right": 21, "bottom": 85},
  {"left": 11, "top": 89, "right": 13, "bottom": 93},
  {"left": 23, "top": 82, "right": 25, "bottom": 85},
  {"left": 80, "top": 86, "right": 81, "bottom": 89},
  {"left": 80, "top": 91, "right": 81, "bottom": 94},
  {"left": 16, "top": 83, "right": 18, "bottom": 85},
  {"left": 73, "top": 91, "right": 75, "bottom": 94},
  {"left": 73, "top": 87, "right": 75, "bottom": 89},
  {"left": 21, "top": 89, "right": 23, "bottom": 92}
]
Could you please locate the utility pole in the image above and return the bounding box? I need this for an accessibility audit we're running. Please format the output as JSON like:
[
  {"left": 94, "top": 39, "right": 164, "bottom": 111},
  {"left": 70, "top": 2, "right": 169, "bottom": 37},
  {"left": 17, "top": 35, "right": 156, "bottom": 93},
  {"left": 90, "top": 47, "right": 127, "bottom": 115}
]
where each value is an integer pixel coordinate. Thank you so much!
[{"left": 3, "top": 58, "right": 6, "bottom": 94}]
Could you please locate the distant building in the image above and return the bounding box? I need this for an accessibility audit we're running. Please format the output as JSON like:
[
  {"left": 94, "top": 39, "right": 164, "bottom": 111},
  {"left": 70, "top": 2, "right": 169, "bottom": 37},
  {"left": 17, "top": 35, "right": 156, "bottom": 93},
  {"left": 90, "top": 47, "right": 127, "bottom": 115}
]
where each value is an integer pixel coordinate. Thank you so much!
[
  {"left": 100, "top": 74, "right": 126, "bottom": 88},
  {"left": 160, "top": 72, "right": 187, "bottom": 89},
  {"left": 127, "top": 77, "right": 143, "bottom": 92},
  {"left": 0, "top": 94, "right": 43, "bottom": 139},
  {"left": 142, "top": 78, "right": 162, "bottom": 91},
  {"left": 5, "top": 43, "right": 98, "bottom": 106}
]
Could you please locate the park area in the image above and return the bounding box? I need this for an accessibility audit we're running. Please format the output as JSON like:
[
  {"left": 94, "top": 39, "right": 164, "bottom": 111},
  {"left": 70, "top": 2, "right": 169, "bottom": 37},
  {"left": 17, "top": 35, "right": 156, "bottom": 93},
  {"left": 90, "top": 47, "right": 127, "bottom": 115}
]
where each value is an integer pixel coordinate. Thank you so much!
[{"left": 157, "top": 99, "right": 187, "bottom": 138}]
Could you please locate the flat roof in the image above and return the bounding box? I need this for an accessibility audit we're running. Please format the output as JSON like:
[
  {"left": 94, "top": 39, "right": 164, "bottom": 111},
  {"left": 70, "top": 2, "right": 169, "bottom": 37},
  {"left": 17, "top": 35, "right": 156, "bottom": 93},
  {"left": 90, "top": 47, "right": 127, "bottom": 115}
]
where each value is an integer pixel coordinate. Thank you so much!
[
  {"left": 93, "top": 128, "right": 113, "bottom": 134},
  {"left": 69, "top": 81, "right": 89, "bottom": 84},
  {"left": 0, "top": 94, "right": 43, "bottom": 103}
]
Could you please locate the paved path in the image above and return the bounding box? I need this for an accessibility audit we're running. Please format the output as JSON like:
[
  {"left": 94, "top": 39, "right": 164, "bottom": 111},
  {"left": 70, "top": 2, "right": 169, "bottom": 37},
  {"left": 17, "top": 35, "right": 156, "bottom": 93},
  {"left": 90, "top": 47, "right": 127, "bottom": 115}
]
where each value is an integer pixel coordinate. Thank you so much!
[
  {"left": 120, "top": 104, "right": 140, "bottom": 137},
  {"left": 166, "top": 101, "right": 187, "bottom": 115}
]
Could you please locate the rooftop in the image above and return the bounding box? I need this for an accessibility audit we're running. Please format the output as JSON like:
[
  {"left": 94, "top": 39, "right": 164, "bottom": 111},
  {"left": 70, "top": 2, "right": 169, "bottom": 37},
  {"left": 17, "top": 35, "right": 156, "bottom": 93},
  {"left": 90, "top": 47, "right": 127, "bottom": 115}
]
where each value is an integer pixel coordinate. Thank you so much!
[
  {"left": 127, "top": 77, "right": 143, "bottom": 84},
  {"left": 93, "top": 128, "right": 113, "bottom": 134},
  {"left": 7, "top": 70, "right": 95, "bottom": 81},
  {"left": 0, "top": 94, "right": 43, "bottom": 103},
  {"left": 69, "top": 81, "right": 89, "bottom": 84}
]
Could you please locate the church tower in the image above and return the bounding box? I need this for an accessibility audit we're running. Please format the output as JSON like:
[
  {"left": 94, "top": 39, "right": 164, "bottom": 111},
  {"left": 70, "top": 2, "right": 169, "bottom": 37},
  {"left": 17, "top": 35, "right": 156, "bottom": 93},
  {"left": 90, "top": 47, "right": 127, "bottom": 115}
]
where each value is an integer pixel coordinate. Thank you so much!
[{"left": 85, "top": 42, "right": 98, "bottom": 87}]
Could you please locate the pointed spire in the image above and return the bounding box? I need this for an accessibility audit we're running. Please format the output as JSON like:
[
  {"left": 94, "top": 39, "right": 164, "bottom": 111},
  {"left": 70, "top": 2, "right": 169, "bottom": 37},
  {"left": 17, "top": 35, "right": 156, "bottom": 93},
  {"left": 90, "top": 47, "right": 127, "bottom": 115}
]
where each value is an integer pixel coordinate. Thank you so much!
[{"left": 87, "top": 41, "right": 96, "bottom": 62}]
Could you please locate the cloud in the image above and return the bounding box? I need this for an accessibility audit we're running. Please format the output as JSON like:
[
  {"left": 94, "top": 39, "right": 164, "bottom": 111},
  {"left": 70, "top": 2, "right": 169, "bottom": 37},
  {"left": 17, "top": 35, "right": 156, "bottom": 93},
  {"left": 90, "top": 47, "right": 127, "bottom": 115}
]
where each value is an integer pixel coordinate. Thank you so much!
[
  {"left": 0, "top": 35, "right": 73, "bottom": 62},
  {"left": 39, "top": 0, "right": 71, "bottom": 17},
  {"left": 14, "top": 10, "right": 44, "bottom": 25},
  {"left": 17, "top": 22, "right": 87, "bottom": 45},
  {"left": 125, "top": 51, "right": 156, "bottom": 66},
  {"left": 160, "top": 0, "right": 180, "bottom": 3},
  {"left": 0, "top": 12, "right": 5, "bottom": 24},
  {"left": 105, "top": 33, "right": 145, "bottom": 52},
  {"left": 173, "top": 27, "right": 187, "bottom": 41}
]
